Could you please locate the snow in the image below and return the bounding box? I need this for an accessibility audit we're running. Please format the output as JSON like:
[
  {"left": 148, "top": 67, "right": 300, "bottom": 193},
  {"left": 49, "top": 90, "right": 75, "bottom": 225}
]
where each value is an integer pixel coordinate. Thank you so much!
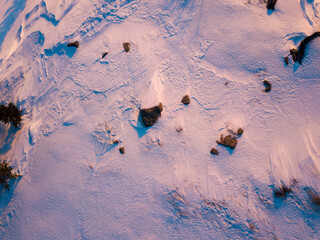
[{"left": 0, "top": 0, "right": 320, "bottom": 239}]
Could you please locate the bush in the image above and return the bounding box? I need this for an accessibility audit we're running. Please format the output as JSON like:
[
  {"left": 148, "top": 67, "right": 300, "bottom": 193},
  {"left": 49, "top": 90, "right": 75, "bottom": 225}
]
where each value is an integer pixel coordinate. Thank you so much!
[
  {"left": 0, "top": 162, "right": 20, "bottom": 190},
  {"left": 0, "top": 103, "right": 22, "bottom": 127}
]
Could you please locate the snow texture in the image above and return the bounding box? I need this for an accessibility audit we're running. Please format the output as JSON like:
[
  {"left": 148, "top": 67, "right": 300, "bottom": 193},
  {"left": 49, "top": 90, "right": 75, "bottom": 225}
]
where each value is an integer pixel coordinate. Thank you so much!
[{"left": 0, "top": 0, "right": 320, "bottom": 239}]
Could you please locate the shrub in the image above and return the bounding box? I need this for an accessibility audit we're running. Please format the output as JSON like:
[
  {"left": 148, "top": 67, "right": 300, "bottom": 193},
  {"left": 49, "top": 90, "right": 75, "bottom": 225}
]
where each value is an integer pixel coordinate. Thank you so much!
[
  {"left": 0, "top": 103, "right": 22, "bottom": 127},
  {"left": 140, "top": 103, "right": 163, "bottom": 127}
]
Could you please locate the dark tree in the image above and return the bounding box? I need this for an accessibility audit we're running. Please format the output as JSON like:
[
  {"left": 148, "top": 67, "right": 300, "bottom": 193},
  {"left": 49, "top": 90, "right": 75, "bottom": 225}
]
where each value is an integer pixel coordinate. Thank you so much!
[
  {"left": 0, "top": 103, "right": 22, "bottom": 127},
  {"left": 0, "top": 162, "right": 20, "bottom": 190}
]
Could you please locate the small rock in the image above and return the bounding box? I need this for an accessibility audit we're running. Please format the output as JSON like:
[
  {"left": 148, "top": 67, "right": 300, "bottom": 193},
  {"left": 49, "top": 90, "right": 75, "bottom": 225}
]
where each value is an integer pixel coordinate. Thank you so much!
[
  {"left": 113, "top": 139, "right": 119, "bottom": 144},
  {"left": 237, "top": 128, "right": 243, "bottom": 136},
  {"left": 181, "top": 95, "right": 190, "bottom": 105},
  {"left": 263, "top": 80, "right": 272, "bottom": 92},
  {"left": 102, "top": 52, "right": 108, "bottom": 58},
  {"left": 290, "top": 48, "right": 298, "bottom": 62},
  {"left": 216, "top": 135, "right": 237, "bottom": 149},
  {"left": 284, "top": 56, "right": 289, "bottom": 65},
  {"left": 123, "top": 42, "right": 130, "bottom": 52},
  {"left": 140, "top": 103, "right": 163, "bottom": 127},
  {"left": 67, "top": 41, "right": 79, "bottom": 48},
  {"left": 119, "top": 147, "right": 125, "bottom": 154},
  {"left": 210, "top": 148, "right": 219, "bottom": 155}
]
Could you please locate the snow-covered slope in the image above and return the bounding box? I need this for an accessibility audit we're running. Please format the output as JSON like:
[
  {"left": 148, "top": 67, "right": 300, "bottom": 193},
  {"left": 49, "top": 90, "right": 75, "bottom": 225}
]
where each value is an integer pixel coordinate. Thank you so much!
[{"left": 0, "top": 0, "right": 320, "bottom": 239}]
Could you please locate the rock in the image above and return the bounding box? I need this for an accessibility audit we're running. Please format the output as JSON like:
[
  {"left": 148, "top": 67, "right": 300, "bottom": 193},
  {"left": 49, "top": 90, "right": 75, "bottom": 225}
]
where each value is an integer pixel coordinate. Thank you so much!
[
  {"left": 67, "top": 41, "right": 79, "bottom": 48},
  {"left": 263, "top": 80, "right": 272, "bottom": 92},
  {"left": 123, "top": 42, "right": 130, "bottom": 52},
  {"left": 181, "top": 95, "right": 190, "bottom": 105},
  {"left": 290, "top": 48, "right": 298, "bottom": 62},
  {"left": 140, "top": 103, "right": 163, "bottom": 127},
  {"left": 284, "top": 56, "right": 289, "bottom": 65},
  {"left": 119, "top": 147, "right": 125, "bottom": 154},
  {"left": 237, "top": 128, "right": 243, "bottom": 136},
  {"left": 266, "top": 0, "right": 277, "bottom": 10},
  {"left": 216, "top": 135, "right": 237, "bottom": 149},
  {"left": 102, "top": 52, "right": 108, "bottom": 58},
  {"left": 210, "top": 148, "right": 219, "bottom": 155},
  {"left": 296, "top": 31, "right": 320, "bottom": 64}
]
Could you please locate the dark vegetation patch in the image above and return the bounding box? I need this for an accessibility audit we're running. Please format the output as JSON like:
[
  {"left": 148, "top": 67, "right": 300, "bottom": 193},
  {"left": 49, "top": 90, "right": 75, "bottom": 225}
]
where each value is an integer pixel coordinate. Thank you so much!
[
  {"left": 306, "top": 188, "right": 320, "bottom": 207},
  {"left": 290, "top": 32, "right": 320, "bottom": 64},
  {"left": 0, "top": 161, "right": 20, "bottom": 190},
  {"left": 119, "top": 147, "right": 125, "bottom": 154},
  {"left": 266, "top": 0, "right": 277, "bottom": 10},
  {"left": 263, "top": 80, "right": 272, "bottom": 92},
  {"left": 0, "top": 103, "right": 22, "bottom": 127},
  {"left": 140, "top": 103, "right": 163, "bottom": 127},
  {"left": 181, "top": 95, "right": 190, "bottom": 105},
  {"left": 123, "top": 42, "right": 130, "bottom": 52},
  {"left": 67, "top": 41, "right": 79, "bottom": 48},
  {"left": 274, "top": 185, "right": 292, "bottom": 198},
  {"left": 210, "top": 148, "right": 219, "bottom": 155},
  {"left": 217, "top": 135, "right": 237, "bottom": 149}
]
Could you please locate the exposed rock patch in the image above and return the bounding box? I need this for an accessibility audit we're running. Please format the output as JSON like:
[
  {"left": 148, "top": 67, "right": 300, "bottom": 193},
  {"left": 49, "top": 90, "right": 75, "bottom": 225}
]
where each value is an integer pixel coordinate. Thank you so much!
[
  {"left": 210, "top": 148, "right": 219, "bottom": 155},
  {"left": 216, "top": 135, "right": 237, "bottom": 149}
]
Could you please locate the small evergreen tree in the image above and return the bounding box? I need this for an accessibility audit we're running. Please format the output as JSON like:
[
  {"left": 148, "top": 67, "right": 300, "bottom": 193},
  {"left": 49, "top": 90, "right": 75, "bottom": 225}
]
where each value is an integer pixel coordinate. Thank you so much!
[
  {"left": 0, "top": 161, "right": 20, "bottom": 190},
  {"left": 0, "top": 103, "right": 22, "bottom": 127}
]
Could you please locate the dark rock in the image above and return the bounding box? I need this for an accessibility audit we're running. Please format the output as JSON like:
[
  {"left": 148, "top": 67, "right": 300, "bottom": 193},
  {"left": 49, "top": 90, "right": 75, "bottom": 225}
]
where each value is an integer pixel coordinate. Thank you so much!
[
  {"left": 216, "top": 135, "right": 237, "bottom": 149},
  {"left": 181, "top": 95, "right": 190, "bottom": 105},
  {"left": 284, "top": 56, "right": 289, "bottom": 65},
  {"left": 266, "top": 0, "right": 277, "bottom": 10},
  {"left": 263, "top": 80, "right": 272, "bottom": 92},
  {"left": 237, "top": 128, "right": 243, "bottom": 136},
  {"left": 119, "top": 147, "right": 125, "bottom": 154},
  {"left": 210, "top": 148, "right": 219, "bottom": 155},
  {"left": 123, "top": 42, "right": 130, "bottom": 52},
  {"left": 113, "top": 139, "right": 119, "bottom": 144},
  {"left": 274, "top": 185, "right": 291, "bottom": 198},
  {"left": 67, "top": 41, "right": 79, "bottom": 48},
  {"left": 296, "top": 31, "right": 320, "bottom": 64},
  {"left": 140, "top": 103, "right": 163, "bottom": 127},
  {"left": 102, "top": 52, "right": 108, "bottom": 58},
  {"left": 290, "top": 48, "right": 298, "bottom": 62}
]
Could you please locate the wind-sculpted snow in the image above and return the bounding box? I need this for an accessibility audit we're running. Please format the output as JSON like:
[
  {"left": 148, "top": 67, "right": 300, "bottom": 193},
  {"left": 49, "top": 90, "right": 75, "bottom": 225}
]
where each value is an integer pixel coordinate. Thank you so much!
[{"left": 0, "top": 0, "right": 320, "bottom": 239}]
